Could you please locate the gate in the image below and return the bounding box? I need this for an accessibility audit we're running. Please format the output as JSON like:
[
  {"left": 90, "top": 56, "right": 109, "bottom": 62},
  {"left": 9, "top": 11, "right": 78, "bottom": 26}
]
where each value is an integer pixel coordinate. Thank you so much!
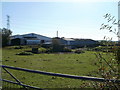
[{"left": 1, "top": 65, "right": 120, "bottom": 89}]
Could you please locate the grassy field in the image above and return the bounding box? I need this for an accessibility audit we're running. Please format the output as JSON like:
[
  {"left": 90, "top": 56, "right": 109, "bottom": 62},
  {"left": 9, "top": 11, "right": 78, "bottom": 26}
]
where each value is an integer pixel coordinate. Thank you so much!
[{"left": 2, "top": 46, "right": 111, "bottom": 88}]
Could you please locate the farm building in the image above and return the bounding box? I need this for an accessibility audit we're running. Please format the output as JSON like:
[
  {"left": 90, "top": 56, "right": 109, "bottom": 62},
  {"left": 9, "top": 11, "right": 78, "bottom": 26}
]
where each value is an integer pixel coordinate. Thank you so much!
[
  {"left": 10, "top": 33, "right": 52, "bottom": 45},
  {"left": 56, "top": 37, "right": 99, "bottom": 48},
  {"left": 10, "top": 33, "right": 99, "bottom": 48}
]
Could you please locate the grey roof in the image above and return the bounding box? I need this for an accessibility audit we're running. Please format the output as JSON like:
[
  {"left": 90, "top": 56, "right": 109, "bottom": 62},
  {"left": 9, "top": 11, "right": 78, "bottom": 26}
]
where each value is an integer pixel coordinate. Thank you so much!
[
  {"left": 11, "top": 33, "right": 51, "bottom": 39},
  {"left": 22, "top": 33, "right": 51, "bottom": 39}
]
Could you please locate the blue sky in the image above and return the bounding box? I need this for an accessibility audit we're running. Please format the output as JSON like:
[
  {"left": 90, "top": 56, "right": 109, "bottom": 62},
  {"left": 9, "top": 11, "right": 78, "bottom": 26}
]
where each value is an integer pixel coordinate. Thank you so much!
[{"left": 1, "top": 1, "right": 119, "bottom": 40}]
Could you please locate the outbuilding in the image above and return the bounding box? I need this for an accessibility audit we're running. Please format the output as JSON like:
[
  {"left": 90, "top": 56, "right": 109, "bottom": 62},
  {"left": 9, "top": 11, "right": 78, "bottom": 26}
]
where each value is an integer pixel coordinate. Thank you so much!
[{"left": 10, "top": 33, "right": 52, "bottom": 45}]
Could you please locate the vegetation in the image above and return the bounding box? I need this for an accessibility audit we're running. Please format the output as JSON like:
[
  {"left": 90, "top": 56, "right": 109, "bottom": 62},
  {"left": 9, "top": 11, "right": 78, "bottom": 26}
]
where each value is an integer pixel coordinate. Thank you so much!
[
  {"left": 91, "top": 13, "right": 120, "bottom": 89},
  {"left": 52, "top": 37, "right": 64, "bottom": 52},
  {"left": 2, "top": 46, "right": 117, "bottom": 88},
  {"left": 1, "top": 13, "right": 120, "bottom": 89},
  {"left": 1, "top": 28, "right": 12, "bottom": 47}
]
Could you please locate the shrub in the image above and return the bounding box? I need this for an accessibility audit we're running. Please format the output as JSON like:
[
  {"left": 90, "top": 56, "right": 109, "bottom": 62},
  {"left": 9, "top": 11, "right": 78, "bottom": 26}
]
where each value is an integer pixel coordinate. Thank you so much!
[
  {"left": 63, "top": 48, "right": 72, "bottom": 52},
  {"left": 32, "top": 48, "right": 38, "bottom": 53},
  {"left": 14, "top": 46, "right": 23, "bottom": 49},
  {"left": 45, "top": 48, "right": 53, "bottom": 53},
  {"left": 115, "top": 46, "right": 120, "bottom": 64},
  {"left": 39, "top": 47, "right": 47, "bottom": 53}
]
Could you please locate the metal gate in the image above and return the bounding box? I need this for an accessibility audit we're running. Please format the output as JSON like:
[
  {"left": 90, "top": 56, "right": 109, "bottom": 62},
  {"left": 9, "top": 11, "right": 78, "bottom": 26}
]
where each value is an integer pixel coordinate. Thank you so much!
[{"left": 1, "top": 65, "right": 120, "bottom": 89}]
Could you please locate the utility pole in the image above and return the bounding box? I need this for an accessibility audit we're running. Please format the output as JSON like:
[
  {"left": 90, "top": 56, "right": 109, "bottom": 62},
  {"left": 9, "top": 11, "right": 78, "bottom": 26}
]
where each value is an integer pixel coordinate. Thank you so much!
[{"left": 6, "top": 15, "right": 10, "bottom": 29}]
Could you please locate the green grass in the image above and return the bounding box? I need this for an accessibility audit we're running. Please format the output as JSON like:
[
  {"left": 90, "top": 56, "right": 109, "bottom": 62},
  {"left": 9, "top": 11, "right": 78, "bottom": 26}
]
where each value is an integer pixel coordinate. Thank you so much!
[{"left": 2, "top": 46, "right": 110, "bottom": 88}]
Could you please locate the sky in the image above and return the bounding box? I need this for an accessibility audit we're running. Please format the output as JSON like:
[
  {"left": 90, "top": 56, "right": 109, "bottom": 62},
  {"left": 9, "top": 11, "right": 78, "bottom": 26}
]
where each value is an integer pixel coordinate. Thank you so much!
[{"left": 1, "top": 0, "right": 119, "bottom": 41}]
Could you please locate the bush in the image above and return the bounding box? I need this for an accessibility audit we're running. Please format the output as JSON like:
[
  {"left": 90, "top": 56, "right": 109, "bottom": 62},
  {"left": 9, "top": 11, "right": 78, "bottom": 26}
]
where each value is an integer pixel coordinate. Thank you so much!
[
  {"left": 52, "top": 45, "right": 64, "bottom": 52},
  {"left": 32, "top": 48, "right": 38, "bottom": 53},
  {"left": 14, "top": 46, "right": 23, "bottom": 49},
  {"left": 45, "top": 48, "right": 53, "bottom": 53},
  {"left": 115, "top": 46, "right": 120, "bottom": 64},
  {"left": 39, "top": 47, "right": 47, "bottom": 53},
  {"left": 63, "top": 48, "right": 72, "bottom": 52},
  {"left": 16, "top": 51, "right": 33, "bottom": 55}
]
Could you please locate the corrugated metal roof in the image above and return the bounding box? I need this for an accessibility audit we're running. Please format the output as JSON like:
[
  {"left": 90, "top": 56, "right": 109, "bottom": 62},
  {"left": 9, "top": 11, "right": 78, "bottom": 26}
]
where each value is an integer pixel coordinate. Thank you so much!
[{"left": 11, "top": 33, "right": 52, "bottom": 40}]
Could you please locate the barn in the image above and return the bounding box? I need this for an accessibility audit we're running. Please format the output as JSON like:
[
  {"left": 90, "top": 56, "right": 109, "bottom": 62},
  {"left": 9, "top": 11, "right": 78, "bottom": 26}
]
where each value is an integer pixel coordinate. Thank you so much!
[
  {"left": 10, "top": 33, "right": 52, "bottom": 45},
  {"left": 56, "top": 37, "right": 99, "bottom": 49}
]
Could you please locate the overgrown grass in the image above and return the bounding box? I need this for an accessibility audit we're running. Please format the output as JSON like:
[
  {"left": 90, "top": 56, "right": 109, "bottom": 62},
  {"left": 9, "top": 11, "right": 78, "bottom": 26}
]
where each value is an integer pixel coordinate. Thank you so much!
[{"left": 2, "top": 46, "right": 112, "bottom": 88}]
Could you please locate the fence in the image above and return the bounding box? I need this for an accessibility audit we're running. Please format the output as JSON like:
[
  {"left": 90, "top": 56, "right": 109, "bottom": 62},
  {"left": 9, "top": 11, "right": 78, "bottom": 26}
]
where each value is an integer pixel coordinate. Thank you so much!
[{"left": 1, "top": 65, "right": 120, "bottom": 89}]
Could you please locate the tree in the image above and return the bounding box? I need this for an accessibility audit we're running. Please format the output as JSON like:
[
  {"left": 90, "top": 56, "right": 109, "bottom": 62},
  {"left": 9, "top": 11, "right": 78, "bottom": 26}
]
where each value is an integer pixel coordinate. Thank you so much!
[
  {"left": 52, "top": 37, "right": 64, "bottom": 52},
  {"left": 1, "top": 28, "right": 12, "bottom": 47},
  {"left": 92, "top": 13, "right": 120, "bottom": 89}
]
